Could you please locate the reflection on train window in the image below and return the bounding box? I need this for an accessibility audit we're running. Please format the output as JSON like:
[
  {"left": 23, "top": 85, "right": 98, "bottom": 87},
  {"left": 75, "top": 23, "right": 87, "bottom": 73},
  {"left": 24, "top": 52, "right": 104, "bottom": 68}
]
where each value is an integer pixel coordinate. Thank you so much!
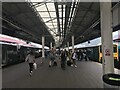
[
  {"left": 88, "top": 48, "right": 93, "bottom": 54},
  {"left": 7, "top": 50, "right": 17, "bottom": 54},
  {"left": 113, "top": 45, "right": 117, "bottom": 53}
]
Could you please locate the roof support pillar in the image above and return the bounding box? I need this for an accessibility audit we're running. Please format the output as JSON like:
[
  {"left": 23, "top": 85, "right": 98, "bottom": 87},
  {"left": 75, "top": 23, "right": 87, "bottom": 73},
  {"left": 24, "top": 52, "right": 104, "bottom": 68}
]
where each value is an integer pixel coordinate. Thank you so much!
[
  {"left": 50, "top": 42, "right": 52, "bottom": 49},
  {"left": 0, "top": 2, "right": 2, "bottom": 90},
  {"left": 100, "top": 1, "right": 114, "bottom": 74},
  {"left": 72, "top": 35, "right": 74, "bottom": 53},
  {"left": 42, "top": 36, "right": 45, "bottom": 58},
  {"left": 41, "top": 36, "right": 45, "bottom": 64},
  {"left": 67, "top": 42, "right": 69, "bottom": 51}
]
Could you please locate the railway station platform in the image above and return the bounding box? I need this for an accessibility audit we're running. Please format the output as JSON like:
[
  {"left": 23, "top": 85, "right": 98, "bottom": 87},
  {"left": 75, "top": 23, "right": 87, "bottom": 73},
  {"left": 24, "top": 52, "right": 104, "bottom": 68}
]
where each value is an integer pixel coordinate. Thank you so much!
[
  {"left": 2, "top": 58, "right": 120, "bottom": 88},
  {"left": 1, "top": 1, "right": 120, "bottom": 89}
]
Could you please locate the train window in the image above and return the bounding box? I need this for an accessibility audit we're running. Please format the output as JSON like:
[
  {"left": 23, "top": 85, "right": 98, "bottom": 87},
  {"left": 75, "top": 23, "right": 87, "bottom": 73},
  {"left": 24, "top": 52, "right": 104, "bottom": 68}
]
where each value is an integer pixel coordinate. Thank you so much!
[
  {"left": 7, "top": 50, "right": 17, "bottom": 54},
  {"left": 113, "top": 45, "right": 117, "bottom": 53},
  {"left": 100, "top": 46, "right": 102, "bottom": 53},
  {"left": 100, "top": 45, "right": 117, "bottom": 53}
]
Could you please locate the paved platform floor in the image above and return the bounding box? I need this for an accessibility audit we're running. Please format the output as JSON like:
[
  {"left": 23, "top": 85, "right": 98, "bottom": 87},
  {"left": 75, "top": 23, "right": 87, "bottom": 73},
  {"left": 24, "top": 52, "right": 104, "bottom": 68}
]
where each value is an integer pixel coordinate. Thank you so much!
[{"left": 2, "top": 58, "right": 120, "bottom": 88}]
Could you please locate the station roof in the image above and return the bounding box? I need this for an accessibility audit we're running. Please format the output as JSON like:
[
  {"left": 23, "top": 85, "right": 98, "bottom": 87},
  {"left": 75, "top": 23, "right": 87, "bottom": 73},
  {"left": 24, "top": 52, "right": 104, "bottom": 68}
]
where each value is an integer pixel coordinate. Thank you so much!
[
  {"left": 2, "top": 2, "right": 55, "bottom": 47},
  {"left": 62, "top": 2, "right": 119, "bottom": 47},
  {"left": 64, "top": 2, "right": 100, "bottom": 46},
  {"left": 2, "top": 1, "right": 120, "bottom": 47}
]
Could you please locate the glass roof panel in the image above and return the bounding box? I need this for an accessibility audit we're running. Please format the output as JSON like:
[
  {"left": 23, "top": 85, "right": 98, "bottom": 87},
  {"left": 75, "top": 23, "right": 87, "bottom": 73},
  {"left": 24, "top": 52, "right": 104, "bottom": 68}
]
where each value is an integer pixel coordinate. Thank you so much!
[
  {"left": 49, "top": 12, "right": 56, "bottom": 17},
  {"left": 60, "top": 19, "right": 62, "bottom": 24},
  {"left": 52, "top": 19, "right": 57, "bottom": 22},
  {"left": 38, "top": 12, "right": 50, "bottom": 18},
  {"left": 59, "top": 12, "right": 62, "bottom": 18},
  {"left": 30, "top": 1, "right": 58, "bottom": 39},
  {"left": 36, "top": 4, "right": 46, "bottom": 11},
  {"left": 59, "top": 9, "right": 65, "bottom": 12},
  {"left": 46, "top": 22, "right": 52, "bottom": 26},
  {"left": 46, "top": 3, "right": 56, "bottom": 11},
  {"left": 32, "top": 2, "right": 38, "bottom": 5},
  {"left": 28, "top": 0, "right": 46, "bottom": 2},
  {"left": 54, "top": 23, "right": 57, "bottom": 26},
  {"left": 29, "top": 0, "right": 68, "bottom": 44},
  {"left": 42, "top": 18, "right": 51, "bottom": 22},
  {"left": 58, "top": 5, "right": 61, "bottom": 8}
]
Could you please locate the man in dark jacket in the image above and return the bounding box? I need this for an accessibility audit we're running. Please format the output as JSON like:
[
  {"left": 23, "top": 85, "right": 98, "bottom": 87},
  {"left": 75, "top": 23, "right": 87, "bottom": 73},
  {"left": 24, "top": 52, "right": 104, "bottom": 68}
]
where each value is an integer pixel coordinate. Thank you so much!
[
  {"left": 61, "top": 49, "right": 67, "bottom": 70},
  {"left": 80, "top": 49, "right": 83, "bottom": 61}
]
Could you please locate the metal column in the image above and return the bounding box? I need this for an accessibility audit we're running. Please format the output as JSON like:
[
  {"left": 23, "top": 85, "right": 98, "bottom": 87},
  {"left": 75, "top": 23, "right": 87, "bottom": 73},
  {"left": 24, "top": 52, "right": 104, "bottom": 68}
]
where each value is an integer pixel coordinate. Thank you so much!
[
  {"left": 0, "top": 2, "right": 2, "bottom": 90},
  {"left": 100, "top": 1, "right": 114, "bottom": 74},
  {"left": 72, "top": 36, "right": 74, "bottom": 53},
  {"left": 50, "top": 42, "right": 52, "bottom": 49},
  {"left": 42, "top": 36, "right": 45, "bottom": 58},
  {"left": 67, "top": 42, "right": 69, "bottom": 51}
]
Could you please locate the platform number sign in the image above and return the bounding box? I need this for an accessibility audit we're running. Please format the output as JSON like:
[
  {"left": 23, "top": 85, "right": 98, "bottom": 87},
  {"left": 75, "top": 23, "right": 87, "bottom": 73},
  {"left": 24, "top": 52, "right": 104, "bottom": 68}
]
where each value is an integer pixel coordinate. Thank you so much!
[{"left": 105, "top": 49, "right": 110, "bottom": 56}]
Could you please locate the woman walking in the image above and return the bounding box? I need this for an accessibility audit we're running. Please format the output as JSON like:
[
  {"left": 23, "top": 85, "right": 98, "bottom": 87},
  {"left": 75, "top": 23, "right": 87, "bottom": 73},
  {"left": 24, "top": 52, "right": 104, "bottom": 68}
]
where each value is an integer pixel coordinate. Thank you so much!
[
  {"left": 25, "top": 51, "right": 35, "bottom": 76},
  {"left": 49, "top": 48, "right": 56, "bottom": 67}
]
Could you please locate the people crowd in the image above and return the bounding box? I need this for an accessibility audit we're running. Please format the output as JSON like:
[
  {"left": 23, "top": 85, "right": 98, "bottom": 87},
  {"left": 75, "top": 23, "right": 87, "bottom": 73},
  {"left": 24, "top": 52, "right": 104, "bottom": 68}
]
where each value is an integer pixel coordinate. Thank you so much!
[{"left": 25, "top": 48, "right": 89, "bottom": 76}]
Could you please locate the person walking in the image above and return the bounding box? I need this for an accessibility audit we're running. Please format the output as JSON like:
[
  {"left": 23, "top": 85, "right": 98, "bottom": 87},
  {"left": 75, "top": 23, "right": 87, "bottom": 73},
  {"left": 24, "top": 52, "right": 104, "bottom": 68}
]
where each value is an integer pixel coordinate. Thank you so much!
[
  {"left": 25, "top": 51, "right": 35, "bottom": 76},
  {"left": 77, "top": 50, "right": 80, "bottom": 61},
  {"left": 83, "top": 49, "right": 87, "bottom": 61},
  {"left": 71, "top": 50, "right": 77, "bottom": 68},
  {"left": 49, "top": 48, "right": 56, "bottom": 67},
  {"left": 60, "top": 49, "right": 67, "bottom": 70},
  {"left": 80, "top": 49, "right": 83, "bottom": 61}
]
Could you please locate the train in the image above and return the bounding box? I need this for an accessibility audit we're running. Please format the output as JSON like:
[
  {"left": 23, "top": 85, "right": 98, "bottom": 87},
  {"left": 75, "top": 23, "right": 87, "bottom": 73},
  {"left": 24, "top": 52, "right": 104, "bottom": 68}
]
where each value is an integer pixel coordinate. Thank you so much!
[
  {"left": 1, "top": 41, "right": 42, "bottom": 67},
  {"left": 77, "top": 44, "right": 120, "bottom": 69}
]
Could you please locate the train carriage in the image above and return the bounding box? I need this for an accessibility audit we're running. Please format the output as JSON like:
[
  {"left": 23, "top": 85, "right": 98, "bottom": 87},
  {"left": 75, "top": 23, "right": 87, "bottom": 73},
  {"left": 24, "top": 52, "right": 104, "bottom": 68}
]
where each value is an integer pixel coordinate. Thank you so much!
[
  {"left": 1, "top": 42, "right": 42, "bottom": 67},
  {"left": 2, "top": 43, "right": 28, "bottom": 66},
  {"left": 78, "top": 44, "right": 119, "bottom": 69}
]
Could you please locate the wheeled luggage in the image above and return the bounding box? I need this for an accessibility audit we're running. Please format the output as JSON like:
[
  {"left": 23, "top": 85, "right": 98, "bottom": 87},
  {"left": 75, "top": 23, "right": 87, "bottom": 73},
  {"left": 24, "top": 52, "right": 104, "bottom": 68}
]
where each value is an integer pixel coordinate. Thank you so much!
[
  {"left": 67, "top": 60, "right": 71, "bottom": 66},
  {"left": 53, "top": 61, "right": 57, "bottom": 66}
]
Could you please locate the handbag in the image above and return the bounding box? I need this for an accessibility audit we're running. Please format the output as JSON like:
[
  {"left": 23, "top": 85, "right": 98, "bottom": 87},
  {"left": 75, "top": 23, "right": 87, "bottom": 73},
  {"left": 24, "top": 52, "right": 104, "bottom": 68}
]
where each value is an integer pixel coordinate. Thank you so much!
[
  {"left": 67, "top": 57, "right": 69, "bottom": 61},
  {"left": 33, "top": 63, "right": 37, "bottom": 70}
]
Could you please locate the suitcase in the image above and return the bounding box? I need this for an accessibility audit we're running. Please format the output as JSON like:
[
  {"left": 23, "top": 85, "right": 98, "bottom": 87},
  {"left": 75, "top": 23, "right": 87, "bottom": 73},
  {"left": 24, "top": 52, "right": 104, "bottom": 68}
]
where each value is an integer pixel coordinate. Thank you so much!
[
  {"left": 67, "top": 61, "right": 71, "bottom": 66},
  {"left": 53, "top": 61, "right": 57, "bottom": 66}
]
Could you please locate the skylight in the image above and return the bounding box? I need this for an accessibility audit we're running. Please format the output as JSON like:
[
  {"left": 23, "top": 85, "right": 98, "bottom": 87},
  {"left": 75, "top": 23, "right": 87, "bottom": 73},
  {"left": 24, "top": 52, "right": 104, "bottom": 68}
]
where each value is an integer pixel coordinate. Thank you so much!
[
  {"left": 27, "top": 0, "right": 78, "bottom": 47},
  {"left": 29, "top": 1, "right": 59, "bottom": 43}
]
